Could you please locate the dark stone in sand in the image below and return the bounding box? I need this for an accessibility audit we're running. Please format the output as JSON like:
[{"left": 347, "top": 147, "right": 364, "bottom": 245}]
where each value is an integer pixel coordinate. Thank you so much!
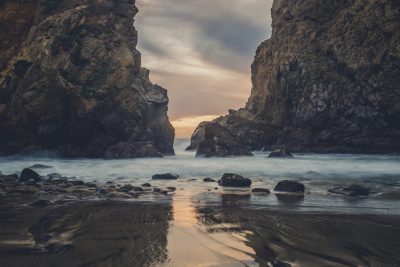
[
  {"left": 204, "top": 178, "right": 216, "bottom": 183},
  {"left": 328, "top": 185, "right": 370, "bottom": 196},
  {"left": 70, "top": 180, "right": 85, "bottom": 186},
  {"left": 252, "top": 188, "right": 270, "bottom": 193},
  {"left": 141, "top": 183, "right": 152, "bottom": 187},
  {"left": 152, "top": 173, "right": 179, "bottom": 180},
  {"left": 153, "top": 188, "right": 161, "bottom": 193},
  {"left": 20, "top": 168, "right": 42, "bottom": 182},
  {"left": 274, "top": 180, "right": 305, "bottom": 193},
  {"left": 30, "top": 199, "right": 51, "bottom": 207},
  {"left": 167, "top": 186, "right": 176, "bottom": 192},
  {"left": 268, "top": 149, "right": 294, "bottom": 158},
  {"left": 132, "top": 186, "right": 144, "bottom": 192},
  {"left": 84, "top": 182, "right": 97, "bottom": 188},
  {"left": 218, "top": 173, "right": 252, "bottom": 187},
  {"left": 29, "top": 164, "right": 52, "bottom": 169},
  {"left": 118, "top": 184, "right": 134, "bottom": 192}
]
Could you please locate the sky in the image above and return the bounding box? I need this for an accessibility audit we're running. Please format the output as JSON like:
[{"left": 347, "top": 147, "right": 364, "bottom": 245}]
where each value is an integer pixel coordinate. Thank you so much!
[{"left": 135, "top": 0, "right": 273, "bottom": 138}]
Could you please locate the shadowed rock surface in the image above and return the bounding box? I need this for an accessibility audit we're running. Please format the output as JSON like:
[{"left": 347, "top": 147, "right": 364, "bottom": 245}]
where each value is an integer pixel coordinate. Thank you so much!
[
  {"left": 189, "top": 0, "right": 400, "bottom": 155},
  {"left": 0, "top": 0, "right": 174, "bottom": 158},
  {"left": 218, "top": 173, "right": 252, "bottom": 187}
]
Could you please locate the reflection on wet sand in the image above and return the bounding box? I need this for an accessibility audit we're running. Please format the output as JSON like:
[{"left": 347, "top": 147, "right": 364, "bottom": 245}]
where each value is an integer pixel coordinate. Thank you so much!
[
  {"left": 0, "top": 200, "right": 172, "bottom": 267},
  {"left": 164, "top": 191, "right": 257, "bottom": 266},
  {"left": 198, "top": 204, "right": 400, "bottom": 267}
]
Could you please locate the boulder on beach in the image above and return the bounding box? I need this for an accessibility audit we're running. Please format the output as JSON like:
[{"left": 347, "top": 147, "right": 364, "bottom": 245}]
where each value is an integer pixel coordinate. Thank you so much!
[
  {"left": 218, "top": 173, "right": 252, "bottom": 187},
  {"left": 203, "top": 178, "right": 216, "bottom": 183},
  {"left": 268, "top": 149, "right": 294, "bottom": 158},
  {"left": 328, "top": 185, "right": 370, "bottom": 197},
  {"left": 20, "top": 168, "right": 42, "bottom": 182},
  {"left": 274, "top": 180, "right": 305, "bottom": 193},
  {"left": 152, "top": 173, "right": 179, "bottom": 180},
  {"left": 141, "top": 183, "right": 152, "bottom": 187},
  {"left": 252, "top": 188, "right": 270, "bottom": 193}
]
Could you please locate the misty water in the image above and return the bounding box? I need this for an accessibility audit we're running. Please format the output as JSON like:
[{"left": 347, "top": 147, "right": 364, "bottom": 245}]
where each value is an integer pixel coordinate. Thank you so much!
[{"left": 1, "top": 139, "right": 400, "bottom": 215}]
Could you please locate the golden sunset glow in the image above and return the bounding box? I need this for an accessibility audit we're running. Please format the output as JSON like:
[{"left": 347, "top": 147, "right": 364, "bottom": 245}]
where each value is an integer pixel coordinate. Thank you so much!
[{"left": 172, "top": 115, "right": 218, "bottom": 138}]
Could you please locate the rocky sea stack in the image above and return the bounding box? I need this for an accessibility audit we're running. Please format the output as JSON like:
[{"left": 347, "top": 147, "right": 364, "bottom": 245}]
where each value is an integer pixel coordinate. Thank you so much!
[
  {"left": 0, "top": 0, "right": 174, "bottom": 158},
  {"left": 189, "top": 0, "right": 400, "bottom": 155}
]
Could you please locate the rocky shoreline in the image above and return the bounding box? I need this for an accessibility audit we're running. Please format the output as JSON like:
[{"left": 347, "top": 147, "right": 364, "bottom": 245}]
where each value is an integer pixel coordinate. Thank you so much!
[{"left": 0, "top": 166, "right": 377, "bottom": 208}]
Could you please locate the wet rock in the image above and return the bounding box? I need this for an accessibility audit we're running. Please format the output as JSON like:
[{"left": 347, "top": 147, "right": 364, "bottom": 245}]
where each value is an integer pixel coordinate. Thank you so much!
[
  {"left": 30, "top": 199, "right": 51, "bottom": 207},
  {"left": 251, "top": 188, "right": 270, "bottom": 193},
  {"left": 218, "top": 173, "right": 252, "bottom": 187},
  {"left": 274, "top": 180, "right": 305, "bottom": 193},
  {"left": 118, "top": 184, "right": 134, "bottom": 192},
  {"left": 20, "top": 168, "right": 42, "bottom": 182},
  {"left": 29, "top": 164, "right": 52, "bottom": 169},
  {"left": 152, "top": 173, "right": 179, "bottom": 180},
  {"left": 141, "top": 183, "right": 152, "bottom": 187},
  {"left": 268, "top": 149, "right": 293, "bottom": 158},
  {"left": 275, "top": 194, "right": 305, "bottom": 204},
  {"left": 203, "top": 178, "right": 216, "bottom": 183},
  {"left": 167, "top": 186, "right": 176, "bottom": 192},
  {"left": 153, "top": 188, "right": 161, "bottom": 193},
  {"left": 328, "top": 185, "right": 370, "bottom": 197}
]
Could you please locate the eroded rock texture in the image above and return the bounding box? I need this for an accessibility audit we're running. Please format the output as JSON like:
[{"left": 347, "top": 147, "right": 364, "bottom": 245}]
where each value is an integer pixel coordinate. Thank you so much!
[
  {"left": 190, "top": 0, "right": 400, "bottom": 155},
  {"left": 0, "top": 0, "right": 174, "bottom": 158}
]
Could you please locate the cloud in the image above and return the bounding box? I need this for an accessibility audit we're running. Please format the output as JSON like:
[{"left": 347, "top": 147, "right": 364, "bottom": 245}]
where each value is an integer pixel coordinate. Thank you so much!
[{"left": 135, "top": 0, "right": 273, "bottom": 136}]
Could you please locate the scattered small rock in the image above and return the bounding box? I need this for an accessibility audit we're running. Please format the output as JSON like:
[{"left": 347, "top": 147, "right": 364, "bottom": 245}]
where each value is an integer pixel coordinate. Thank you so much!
[
  {"left": 218, "top": 173, "right": 252, "bottom": 187},
  {"left": 152, "top": 173, "right": 179, "bottom": 180},
  {"left": 268, "top": 149, "right": 294, "bottom": 158},
  {"left": 153, "top": 188, "right": 161, "bottom": 193},
  {"left": 141, "top": 183, "right": 152, "bottom": 187},
  {"left": 274, "top": 180, "right": 305, "bottom": 193},
  {"left": 252, "top": 188, "right": 270, "bottom": 193},
  {"left": 118, "top": 184, "right": 134, "bottom": 192},
  {"left": 167, "top": 186, "right": 176, "bottom": 192},
  {"left": 203, "top": 178, "right": 216, "bottom": 182},
  {"left": 20, "top": 168, "right": 42, "bottom": 182}
]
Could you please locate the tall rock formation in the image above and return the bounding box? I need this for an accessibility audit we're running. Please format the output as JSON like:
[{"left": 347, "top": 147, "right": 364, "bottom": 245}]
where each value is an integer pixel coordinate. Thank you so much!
[
  {"left": 0, "top": 0, "right": 175, "bottom": 158},
  {"left": 189, "top": 0, "right": 400, "bottom": 155}
]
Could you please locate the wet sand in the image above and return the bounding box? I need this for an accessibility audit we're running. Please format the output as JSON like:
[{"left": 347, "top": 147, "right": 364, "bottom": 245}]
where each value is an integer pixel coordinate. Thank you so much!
[{"left": 1, "top": 191, "right": 400, "bottom": 267}]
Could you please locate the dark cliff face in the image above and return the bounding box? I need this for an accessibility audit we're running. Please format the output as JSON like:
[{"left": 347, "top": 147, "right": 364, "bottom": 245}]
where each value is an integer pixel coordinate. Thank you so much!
[
  {"left": 190, "top": 0, "right": 400, "bottom": 155},
  {"left": 0, "top": 0, "right": 175, "bottom": 158}
]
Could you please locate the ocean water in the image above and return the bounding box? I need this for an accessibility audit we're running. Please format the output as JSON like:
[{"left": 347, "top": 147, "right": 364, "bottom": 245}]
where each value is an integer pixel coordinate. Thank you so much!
[{"left": 1, "top": 139, "right": 400, "bottom": 214}]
